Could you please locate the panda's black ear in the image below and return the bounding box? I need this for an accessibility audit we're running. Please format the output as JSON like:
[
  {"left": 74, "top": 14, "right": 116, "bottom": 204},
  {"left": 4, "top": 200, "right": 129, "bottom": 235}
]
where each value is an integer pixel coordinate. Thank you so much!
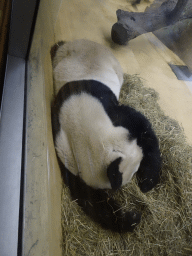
[{"left": 107, "top": 157, "right": 122, "bottom": 191}]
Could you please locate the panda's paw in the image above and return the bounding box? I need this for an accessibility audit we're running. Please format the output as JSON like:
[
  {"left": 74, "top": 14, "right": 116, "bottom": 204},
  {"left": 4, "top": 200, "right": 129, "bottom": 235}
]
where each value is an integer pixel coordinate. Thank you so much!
[
  {"left": 138, "top": 176, "right": 158, "bottom": 193},
  {"left": 123, "top": 211, "right": 141, "bottom": 232},
  {"left": 128, "top": 211, "right": 141, "bottom": 224}
]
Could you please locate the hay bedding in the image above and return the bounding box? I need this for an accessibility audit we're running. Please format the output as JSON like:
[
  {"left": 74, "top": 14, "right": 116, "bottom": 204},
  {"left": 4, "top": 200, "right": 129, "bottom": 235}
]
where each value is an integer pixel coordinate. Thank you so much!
[{"left": 61, "top": 74, "right": 192, "bottom": 256}]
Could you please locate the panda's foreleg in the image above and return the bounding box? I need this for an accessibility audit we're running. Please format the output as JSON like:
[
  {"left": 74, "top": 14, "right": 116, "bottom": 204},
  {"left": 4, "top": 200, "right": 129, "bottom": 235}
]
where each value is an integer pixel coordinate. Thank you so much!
[
  {"left": 116, "top": 105, "right": 162, "bottom": 193},
  {"left": 58, "top": 158, "right": 141, "bottom": 233},
  {"left": 135, "top": 125, "right": 162, "bottom": 193},
  {"left": 136, "top": 149, "right": 162, "bottom": 193}
]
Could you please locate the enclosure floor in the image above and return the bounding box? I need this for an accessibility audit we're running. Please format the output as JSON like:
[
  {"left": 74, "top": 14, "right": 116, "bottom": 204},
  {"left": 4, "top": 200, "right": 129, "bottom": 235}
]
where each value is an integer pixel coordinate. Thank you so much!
[
  {"left": 53, "top": 0, "right": 192, "bottom": 144},
  {"left": 24, "top": 0, "right": 192, "bottom": 255}
]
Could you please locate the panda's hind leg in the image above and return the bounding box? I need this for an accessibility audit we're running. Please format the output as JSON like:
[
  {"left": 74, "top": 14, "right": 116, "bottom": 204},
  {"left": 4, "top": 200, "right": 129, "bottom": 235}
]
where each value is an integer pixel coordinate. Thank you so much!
[{"left": 50, "top": 41, "right": 65, "bottom": 62}]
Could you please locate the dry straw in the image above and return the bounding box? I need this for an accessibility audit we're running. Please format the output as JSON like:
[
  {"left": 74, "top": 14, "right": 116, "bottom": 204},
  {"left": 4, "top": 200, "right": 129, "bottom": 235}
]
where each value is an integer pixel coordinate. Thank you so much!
[{"left": 61, "top": 74, "right": 192, "bottom": 256}]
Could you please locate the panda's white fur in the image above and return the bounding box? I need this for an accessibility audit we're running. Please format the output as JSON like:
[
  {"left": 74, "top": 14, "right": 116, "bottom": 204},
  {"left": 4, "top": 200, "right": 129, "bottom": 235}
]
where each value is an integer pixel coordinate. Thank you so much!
[
  {"left": 53, "top": 39, "right": 123, "bottom": 98},
  {"left": 55, "top": 92, "right": 143, "bottom": 189}
]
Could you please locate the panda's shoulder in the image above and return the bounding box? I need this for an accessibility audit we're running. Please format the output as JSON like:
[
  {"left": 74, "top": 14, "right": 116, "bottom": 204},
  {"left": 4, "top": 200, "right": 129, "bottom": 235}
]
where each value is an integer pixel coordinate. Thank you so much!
[
  {"left": 51, "top": 79, "right": 120, "bottom": 140},
  {"left": 54, "top": 79, "right": 118, "bottom": 111}
]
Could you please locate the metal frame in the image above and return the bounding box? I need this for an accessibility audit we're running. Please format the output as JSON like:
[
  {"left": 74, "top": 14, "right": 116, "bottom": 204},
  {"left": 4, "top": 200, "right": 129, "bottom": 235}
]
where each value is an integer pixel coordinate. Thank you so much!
[{"left": 0, "top": 1, "right": 39, "bottom": 255}]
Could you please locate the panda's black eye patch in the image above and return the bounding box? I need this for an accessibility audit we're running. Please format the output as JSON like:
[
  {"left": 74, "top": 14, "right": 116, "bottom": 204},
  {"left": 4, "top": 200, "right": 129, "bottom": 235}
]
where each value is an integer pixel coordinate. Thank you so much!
[{"left": 107, "top": 157, "right": 122, "bottom": 190}]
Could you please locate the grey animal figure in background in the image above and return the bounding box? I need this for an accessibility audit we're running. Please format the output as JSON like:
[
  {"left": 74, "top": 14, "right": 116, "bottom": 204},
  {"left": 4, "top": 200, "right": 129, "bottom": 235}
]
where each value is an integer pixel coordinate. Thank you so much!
[{"left": 112, "top": 0, "right": 189, "bottom": 45}]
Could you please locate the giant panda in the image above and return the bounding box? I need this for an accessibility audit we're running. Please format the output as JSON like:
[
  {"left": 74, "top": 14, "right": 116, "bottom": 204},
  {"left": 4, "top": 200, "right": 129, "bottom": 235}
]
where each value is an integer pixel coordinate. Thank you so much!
[{"left": 51, "top": 39, "right": 161, "bottom": 233}]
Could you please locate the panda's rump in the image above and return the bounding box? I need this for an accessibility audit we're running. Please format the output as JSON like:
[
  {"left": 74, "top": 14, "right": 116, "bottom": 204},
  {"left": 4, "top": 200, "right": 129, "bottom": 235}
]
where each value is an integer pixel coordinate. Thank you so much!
[{"left": 52, "top": 39, "right": 123, "bottom": 97}]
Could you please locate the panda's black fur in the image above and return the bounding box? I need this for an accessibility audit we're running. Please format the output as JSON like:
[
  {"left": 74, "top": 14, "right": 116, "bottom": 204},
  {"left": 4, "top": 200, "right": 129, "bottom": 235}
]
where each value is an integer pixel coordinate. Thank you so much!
[{"left": 51, "top": 79, "right": 161, "bottom": 233}]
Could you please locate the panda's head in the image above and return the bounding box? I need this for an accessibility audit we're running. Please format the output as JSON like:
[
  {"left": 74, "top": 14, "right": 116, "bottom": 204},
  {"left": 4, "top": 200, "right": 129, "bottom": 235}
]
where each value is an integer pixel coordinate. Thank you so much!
[{"left": 106, "top": 138, "right": 143, "bottom": 191}]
